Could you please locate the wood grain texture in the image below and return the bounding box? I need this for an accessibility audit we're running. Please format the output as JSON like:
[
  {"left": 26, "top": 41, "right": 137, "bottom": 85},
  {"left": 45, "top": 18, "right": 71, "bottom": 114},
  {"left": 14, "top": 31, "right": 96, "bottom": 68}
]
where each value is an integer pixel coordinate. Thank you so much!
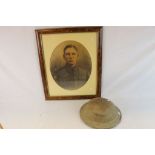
[
  {"left": 35, "top": 26, "right": 103, "bottom": 100},
  {"left": 0, "top": 123, "right": 3, "bottom": 129}
]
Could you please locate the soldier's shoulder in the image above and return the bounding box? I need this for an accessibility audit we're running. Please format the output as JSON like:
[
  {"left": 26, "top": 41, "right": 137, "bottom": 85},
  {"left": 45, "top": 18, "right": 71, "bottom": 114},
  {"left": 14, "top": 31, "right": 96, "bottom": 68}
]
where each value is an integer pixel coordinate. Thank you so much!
[
  {"left": 55, "top": 66, "right": 68, "bottom": 78},
  {"left": 56, "top": 66, "right": 66, "bottom": 74},
  {"left": 78, "top": 67, "right": 88, "bottom": 74}
]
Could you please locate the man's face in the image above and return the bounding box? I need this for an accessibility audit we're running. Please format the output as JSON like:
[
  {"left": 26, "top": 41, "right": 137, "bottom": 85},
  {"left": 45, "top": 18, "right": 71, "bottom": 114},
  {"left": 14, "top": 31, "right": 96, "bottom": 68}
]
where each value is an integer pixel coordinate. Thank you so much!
[{"left": 64, "top": 47, "right": 78, "bottom": 66}]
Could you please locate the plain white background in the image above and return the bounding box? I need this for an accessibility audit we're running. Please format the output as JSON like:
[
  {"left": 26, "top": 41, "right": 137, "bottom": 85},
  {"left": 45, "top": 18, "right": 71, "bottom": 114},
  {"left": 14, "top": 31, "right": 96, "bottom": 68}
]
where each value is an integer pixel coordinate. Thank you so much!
[
  {"left": 1, "top": 1, "right": 155, "bottom": 155},
  {"left": 0, "top": 26, "right": 155, "bottom": 128}
]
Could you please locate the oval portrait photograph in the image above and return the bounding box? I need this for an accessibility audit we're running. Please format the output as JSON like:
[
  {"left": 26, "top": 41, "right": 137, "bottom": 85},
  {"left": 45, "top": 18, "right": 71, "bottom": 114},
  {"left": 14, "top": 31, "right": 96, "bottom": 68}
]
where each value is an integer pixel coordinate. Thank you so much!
[{"left": 50, "top": 40, "right": 92, "bottom": 90}]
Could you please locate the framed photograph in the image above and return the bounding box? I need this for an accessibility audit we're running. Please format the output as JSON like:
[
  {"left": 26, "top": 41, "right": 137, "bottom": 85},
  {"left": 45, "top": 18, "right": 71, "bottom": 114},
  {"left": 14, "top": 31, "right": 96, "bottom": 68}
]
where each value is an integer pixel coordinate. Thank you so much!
[{"left": 36, "top": 27, "right": 103, "bottom": 100}]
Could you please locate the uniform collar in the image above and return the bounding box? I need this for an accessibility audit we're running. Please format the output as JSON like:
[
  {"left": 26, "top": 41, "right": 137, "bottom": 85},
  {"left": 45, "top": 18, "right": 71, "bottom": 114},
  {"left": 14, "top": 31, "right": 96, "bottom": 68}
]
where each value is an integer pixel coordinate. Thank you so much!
[{"left": 65, "top": 64, "right": 78, "bottom": 73}]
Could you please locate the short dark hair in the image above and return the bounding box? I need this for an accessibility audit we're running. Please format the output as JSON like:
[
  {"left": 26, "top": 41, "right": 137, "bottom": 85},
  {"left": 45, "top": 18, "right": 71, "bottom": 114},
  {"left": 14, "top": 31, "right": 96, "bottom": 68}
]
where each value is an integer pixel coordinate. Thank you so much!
[{"left": 64, "top": 45, "right": 78, "bottom": 54}]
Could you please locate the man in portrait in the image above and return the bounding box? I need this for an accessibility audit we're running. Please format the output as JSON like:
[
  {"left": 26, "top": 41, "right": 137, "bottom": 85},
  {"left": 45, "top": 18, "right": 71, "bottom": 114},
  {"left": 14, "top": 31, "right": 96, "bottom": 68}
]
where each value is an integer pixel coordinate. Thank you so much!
[{"left": 52, "top": 45, "right": 90, "bottom": 90}]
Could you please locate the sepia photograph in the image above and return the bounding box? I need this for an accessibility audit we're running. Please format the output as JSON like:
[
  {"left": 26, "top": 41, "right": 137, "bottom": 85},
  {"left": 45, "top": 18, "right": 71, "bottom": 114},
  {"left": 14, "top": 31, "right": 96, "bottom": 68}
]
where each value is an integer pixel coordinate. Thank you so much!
[
  {"left": 50, "top": 40, "right": 92, "bottom": 90},
  {"left": 36, "top": 27, "right": 102, "bottom": 100}
]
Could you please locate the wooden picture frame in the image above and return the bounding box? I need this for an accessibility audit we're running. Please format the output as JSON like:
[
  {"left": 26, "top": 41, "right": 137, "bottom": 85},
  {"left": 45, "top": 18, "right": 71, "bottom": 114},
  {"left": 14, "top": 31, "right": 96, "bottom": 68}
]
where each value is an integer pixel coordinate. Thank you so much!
[{"left": 35, "top": 27, "right": 103, "bottom": 100}]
